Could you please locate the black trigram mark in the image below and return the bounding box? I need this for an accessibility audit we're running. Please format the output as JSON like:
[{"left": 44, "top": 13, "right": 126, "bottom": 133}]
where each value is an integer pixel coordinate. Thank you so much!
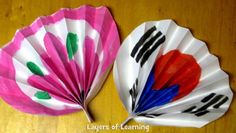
[
  {"left": 129, "top": 79, "right": 138, "bottom": 111},
  {"left": 182, "top": 93, "right": 229, "bottom": 117},
  {"left": 131, "top": 26, "right": 166, "bottom": 67},
  {"left": 137, "top": 112, "right": 164, "bottom": 118}
]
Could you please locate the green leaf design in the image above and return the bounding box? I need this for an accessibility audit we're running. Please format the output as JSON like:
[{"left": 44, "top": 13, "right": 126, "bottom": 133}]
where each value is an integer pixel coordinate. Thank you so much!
[
  {"left": 66, "top": 32, "right": 78, "bottom": 59},
  {"left": 27, "top": 62, "right": 44, "bottom": 76},
  {"left": 34, "top": 91, "right": 51, "bottom": 99}
]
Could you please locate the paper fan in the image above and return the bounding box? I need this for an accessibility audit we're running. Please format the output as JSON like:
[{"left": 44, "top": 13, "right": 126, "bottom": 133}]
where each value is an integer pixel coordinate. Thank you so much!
[
  {"left": 113, "top": 20, "right": 233, "bottom": 127},
  {"left": 0, "top": 5, "right": 120, "bottom": 122}
]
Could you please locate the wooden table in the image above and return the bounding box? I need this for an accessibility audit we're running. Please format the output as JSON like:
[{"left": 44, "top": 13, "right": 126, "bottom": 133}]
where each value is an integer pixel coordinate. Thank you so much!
[{"left": 0, "top": 0, "right": 235, "bottom": 133}]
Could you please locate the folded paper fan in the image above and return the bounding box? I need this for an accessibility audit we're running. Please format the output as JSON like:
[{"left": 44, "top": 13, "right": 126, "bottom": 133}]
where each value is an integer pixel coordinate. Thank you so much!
[
  {"left": 0, "top": 5, "right": 120, "bottom": 122},
  {"left": 113, "top": 20, "right": 233, "bottom": 127}
]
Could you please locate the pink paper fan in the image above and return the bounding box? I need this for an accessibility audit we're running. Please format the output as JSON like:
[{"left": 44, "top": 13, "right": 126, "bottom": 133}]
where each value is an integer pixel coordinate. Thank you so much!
[{"left": 0, "top": 5, "right": 120, "bottom": 122}]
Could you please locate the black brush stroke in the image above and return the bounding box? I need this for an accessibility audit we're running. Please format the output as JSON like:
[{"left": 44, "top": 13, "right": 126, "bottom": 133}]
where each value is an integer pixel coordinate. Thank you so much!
[
  {"left": 131, "top": 26, "right": 157, "bottom": 58},
  {"left": 213, "top": 97, "right": 229, "bottom": 109},
  {"left": 183, "top": 106, "right": 197, "bottom": 113},
  {"left": 201, "top": 93, "right": 216, "bottom": 103},
  {"left": 140, "top": 36, "right": 166, "bottom": 67},
  {"left": 138, "top": 113, "right": 163, "bottom": 118},
  {"left": 192, "top": 95, "right": 224, "bottom": 113},
  {"left": 135, "top": 31, "right": 162, "bottom": 62},
  {"left": 130, "top": 79, "right": 138, "bottom": 111},
  {"left": 195, "top": 110, "right": 210, "bottom": 117},
  {"left": 182, "top": 94, "right": 229, "bottom": 117}
]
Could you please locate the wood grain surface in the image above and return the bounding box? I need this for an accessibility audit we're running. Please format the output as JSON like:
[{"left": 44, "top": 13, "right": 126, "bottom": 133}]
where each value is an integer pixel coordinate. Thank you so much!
[{"left": 0, "top": 0, "right": 235, "bottom": 133}]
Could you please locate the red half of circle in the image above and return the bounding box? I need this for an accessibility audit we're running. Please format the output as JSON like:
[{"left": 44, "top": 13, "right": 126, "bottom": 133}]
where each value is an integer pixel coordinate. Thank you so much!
[{"left": 152, "top": 50, "right": 201, "bottom": 101}]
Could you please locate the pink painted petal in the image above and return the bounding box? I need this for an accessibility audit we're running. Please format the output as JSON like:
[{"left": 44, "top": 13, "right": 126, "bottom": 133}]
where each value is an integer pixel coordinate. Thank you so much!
[
  {"left": 28, "top": 75, "right": 79, "bottom": 104},
  {"left": 100, "top": 22, "right": 120, "bottom": 73},
  {"left": 61, "top": 5, "right": 120, "bottom": 74},
  {"left": 0, "top": 50, "right": 79, "bottom": 115},
  {"left": 83, "top": 36, "right": 99, "bottom": 93},
  {"left": 42, "top": 32, "right": 80, "bottom": 98}
]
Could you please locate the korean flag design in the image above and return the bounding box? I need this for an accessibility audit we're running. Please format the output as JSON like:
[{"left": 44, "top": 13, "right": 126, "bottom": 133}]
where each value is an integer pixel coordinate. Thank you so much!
[{"left": 113, "top": 20, "right": 233, "bottom": 128}]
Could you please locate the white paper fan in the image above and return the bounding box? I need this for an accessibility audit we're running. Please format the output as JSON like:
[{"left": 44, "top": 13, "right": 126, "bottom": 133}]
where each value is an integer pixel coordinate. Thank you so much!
[{"left": 113, "top": 19, "right": 233, "bottom": 127}]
